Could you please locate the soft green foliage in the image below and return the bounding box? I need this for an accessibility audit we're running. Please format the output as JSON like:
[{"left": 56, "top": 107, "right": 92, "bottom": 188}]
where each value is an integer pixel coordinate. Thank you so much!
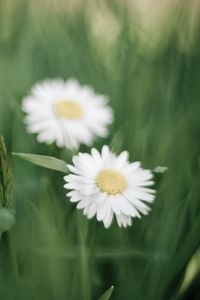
[{"left": 0, "top": 1, "right": 200, "bottom": 299}]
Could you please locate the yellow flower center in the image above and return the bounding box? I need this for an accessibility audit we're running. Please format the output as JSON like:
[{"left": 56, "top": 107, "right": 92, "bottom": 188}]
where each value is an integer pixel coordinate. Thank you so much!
[
  {"left": 54, "top": 100, "right": 82, "bottom": 119},
  {"left": 96, "top": 169, "right": 127, "bottom": 195}
]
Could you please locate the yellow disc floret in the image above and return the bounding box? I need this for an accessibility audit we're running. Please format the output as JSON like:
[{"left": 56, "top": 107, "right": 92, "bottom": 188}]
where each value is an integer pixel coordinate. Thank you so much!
[
  {"left": 96, "top": 169, "right": 127, "bottom": 195},
  {"left": 54, "top": 100, "right": 82, "bottom": 119}
]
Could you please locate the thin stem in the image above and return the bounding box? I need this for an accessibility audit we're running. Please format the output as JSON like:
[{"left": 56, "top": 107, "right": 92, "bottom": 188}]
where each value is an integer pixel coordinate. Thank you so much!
[{"left": 77, "top": 213, "right": 91, "bottom": 300}]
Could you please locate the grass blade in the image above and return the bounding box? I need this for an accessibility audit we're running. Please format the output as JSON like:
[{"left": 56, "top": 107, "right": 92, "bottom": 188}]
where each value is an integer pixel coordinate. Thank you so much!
[
  {"left": 12, "top": 153, "right": 68, "bottom": 173},
  {"left": 0, "top": 208, "right": 15, "bottom": 237},
  {"left": 0, "top": 136, "right": 12, "bottom": 208},
  {"left": 98, "top": 286, "right": 114, "bottom": 300}
]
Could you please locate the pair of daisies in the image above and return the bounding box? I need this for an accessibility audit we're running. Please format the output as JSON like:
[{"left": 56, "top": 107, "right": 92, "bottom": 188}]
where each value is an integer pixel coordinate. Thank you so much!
[{"left": 22, "top": 79, "right": 156, "bottom": 228}]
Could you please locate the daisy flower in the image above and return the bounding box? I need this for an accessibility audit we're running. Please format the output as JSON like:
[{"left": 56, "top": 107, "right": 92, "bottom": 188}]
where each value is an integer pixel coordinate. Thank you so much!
[
  {"left": 64, "top": 146, "right": 156, "bottom": 228},
  {"left": 154, "top": 166, "right": 168, "bottom": 174},
  {"left": 22, "top": 79, "right": 113, "bottom": 150}
]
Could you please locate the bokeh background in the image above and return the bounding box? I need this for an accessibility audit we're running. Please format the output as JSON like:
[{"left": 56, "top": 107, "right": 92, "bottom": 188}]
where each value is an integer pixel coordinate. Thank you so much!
[{"left": 0, "top": 0, "right": 200, "bottom": 299}]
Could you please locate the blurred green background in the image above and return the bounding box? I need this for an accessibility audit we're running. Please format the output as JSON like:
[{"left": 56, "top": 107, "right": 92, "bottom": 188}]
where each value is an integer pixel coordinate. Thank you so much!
[{"left": 0, "top": 0, "right": 200, "bottom": 299}]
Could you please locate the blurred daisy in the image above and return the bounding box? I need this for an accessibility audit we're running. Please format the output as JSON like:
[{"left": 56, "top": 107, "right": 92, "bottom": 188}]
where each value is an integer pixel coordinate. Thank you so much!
[
  {"left": 64, "top": 146, "right": 156, "bottom": 228},
  {"left": 154, "top": 166, "right": 168, "bottom": 174},
  {"left": 22, "top": 79, "right": 113, "bottom": 150}
]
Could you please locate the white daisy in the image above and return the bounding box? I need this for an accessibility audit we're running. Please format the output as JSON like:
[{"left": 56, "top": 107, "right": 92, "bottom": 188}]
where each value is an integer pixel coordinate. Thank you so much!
[
  {"left": 64, "top": 146, "right": 156, "bottom": 228},
  {"left": 22, "top": 79, "right": 113, "bottom": 150},
  {"left": 154, "top": 166, "right": 168, "bottom": 174}
]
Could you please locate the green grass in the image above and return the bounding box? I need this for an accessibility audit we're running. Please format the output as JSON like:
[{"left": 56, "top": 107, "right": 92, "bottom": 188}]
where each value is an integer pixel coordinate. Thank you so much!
[{"left": 0, "top": 1, "right": 200, "bottom": 299}]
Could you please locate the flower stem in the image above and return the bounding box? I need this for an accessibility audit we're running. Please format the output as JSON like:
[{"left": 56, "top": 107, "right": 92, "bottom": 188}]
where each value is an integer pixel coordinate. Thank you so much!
[{"left": 77, "top": 213, "right": 91, "bottom": 300}]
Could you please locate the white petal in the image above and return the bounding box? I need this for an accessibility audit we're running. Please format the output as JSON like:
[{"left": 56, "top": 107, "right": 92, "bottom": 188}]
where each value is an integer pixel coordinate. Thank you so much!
[
  {"left": 77, "top": 198, "right": 92, "bottom": 209},
  {"left": 114, "top": 151, "right": 129, "bottom": 170},
  {"left": 103, "top": 209, "right": 113, "bottom": 228},
  {"left": 67, "top": 164, "right": 83, "bottom": 176},
  {"left": 129, "top": 170, "right": 153, "bottom": 182},
  {"left": 65, "top": 174, "right": 95, "bottom": 184},
  {"left": 97, "top": 199, "right": 109, "bottom": 221},
  {"left": 115, "top": 195, "right": 139, "bottom": 217},
  {"left": 109, "top": 195, "right": 121, "bottom": 215},
  {"left": 124, "top": 188, "right": 155, "bottom": 203},
  {"left": 66, "top": 190, "right": 82, "bottom": 202},
  {"left": 116, "top": 214, "right": 132, "bottom": 228},
  {"left": 84, "top": 203, "right": 98, "bottom": 219},
  {"left": 122, "top": 162, "right": 141, "bottom": 174},
  {"left": 101, "top": 145, "right": 110, "bottom": 161}
]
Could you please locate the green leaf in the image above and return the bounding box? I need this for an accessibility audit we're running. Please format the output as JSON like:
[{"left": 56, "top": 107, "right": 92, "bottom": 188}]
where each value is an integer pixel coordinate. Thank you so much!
[
  {"left": 98, "top": 286, "right": 114, "bottom": 300},
  {"left": 12, "top": 153, "right": 68, "bottom": 173}
]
